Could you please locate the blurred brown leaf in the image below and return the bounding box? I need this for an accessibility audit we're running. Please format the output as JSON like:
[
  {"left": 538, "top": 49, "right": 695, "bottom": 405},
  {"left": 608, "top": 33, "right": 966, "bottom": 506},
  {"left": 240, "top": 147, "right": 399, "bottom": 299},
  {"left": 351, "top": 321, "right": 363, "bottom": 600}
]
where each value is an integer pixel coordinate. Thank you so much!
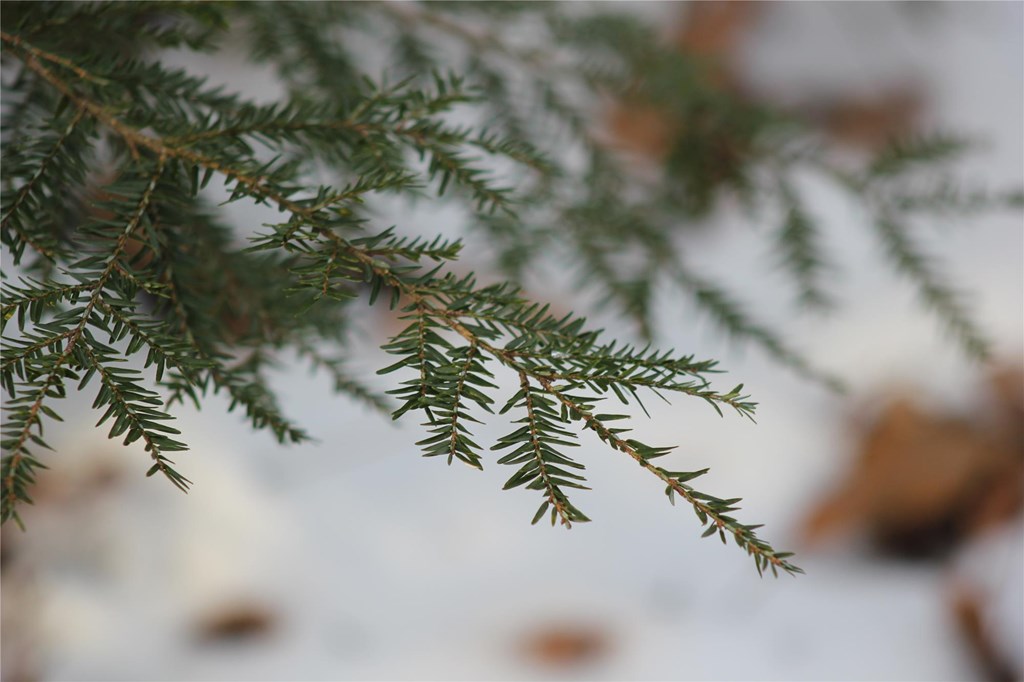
[
  {"left": 196, "top": 603, "right": 276, "bottom": 643},
  {"left": 521, "top": 623, "right": 611, "bottom": 668},
  {"left": 950, "top": 583, "right": 1020, "bottom": 682},
  {"left": 802, "top": 366, "right": 1024, "bottom": 559},
  {"left": 814, "top": 87, "right": 925, "bottom": 151},
  {"left": 607, "top": 2, "right": 756, "bottom": 162},
  {"left": 606, "top": 103, "right": 680, "bottom": 162},
  {"left": 673, "top": 0, "right": 758, "bottom": 90}
]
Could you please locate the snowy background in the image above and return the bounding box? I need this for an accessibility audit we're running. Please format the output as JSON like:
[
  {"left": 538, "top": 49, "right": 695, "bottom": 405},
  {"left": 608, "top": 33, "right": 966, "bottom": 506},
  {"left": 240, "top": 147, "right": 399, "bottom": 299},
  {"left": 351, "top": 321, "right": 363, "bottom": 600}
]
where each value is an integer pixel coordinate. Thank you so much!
[{"left": 3, "top": 3, "right": 1022, "bottom": 681}]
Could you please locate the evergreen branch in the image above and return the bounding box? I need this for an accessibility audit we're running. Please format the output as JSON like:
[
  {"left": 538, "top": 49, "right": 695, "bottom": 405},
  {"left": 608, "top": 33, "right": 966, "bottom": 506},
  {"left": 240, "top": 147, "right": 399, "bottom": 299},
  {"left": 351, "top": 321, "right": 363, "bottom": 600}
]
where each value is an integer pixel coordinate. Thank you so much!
[
  {"left": 1, "top": 68, "right": 44, "bottom": 142},
  {"left": 360, "top": 254, "right": 771, "bottom": 553},
  {"left": 891, "top": 182, "right": 1024, "bottom": 215},
  {"left": 411, "top": 342, "right": 493, "bottom": 469},
  {"left": 0, "top": 106, "right": 87, "bottom": 262},
  {"left": 416, "top": 137, "right": 515, "bottom": 214},
  {"left": 492, "top": 372, "right": 589, "bottom": 528},
  {"left": 2, "top": 161, "right": 166, "bottom": 520},
  {"left": 295, "top": 341, "right": 391, "bottom": 416},
  {"left": 510, "top": 346, "right": 720, "bottom": 379},
  {"left": 0, "top": 21, "right": 827, "bottom": 570},
  {"left": 465, "top": 130, "right": 555, "bottom": 175},
  {"left": 1, "top": 372, "right": 60, "bottom": 527},
  {"left": 574, "top": 234, "right": 655, "bottom": 339},
  {"left": 158, "top": 270, "right": 310, "bottom": 445},
  {"left": 4, "top": 3, "right": 1012, "bottom": 578},
  {"left": 355, "top": 230, "right": 463, "bottom": 263},
  {"left": 531, "top": 369, "right": 754, "bottom": 419},
  {"left": 816, "top": 155, "right": 998, "bottom": 361},
  {"left": 0, "top": 30, "right": 110, "bottom": 85},
  {"left": 167, "top": 113, "right": 369, "bottom": 145},
  {"left": 380, "top": 305, "right": 437, "bottom": 420},
  {"left": 240, "top": 1, "right": 364, "bottom": 104},
  {"left": 868, "top": 133, "right": 971, "bottom": 179},
  {"left": 5, "top": 37, "right": 514, "bottom": 298},
  {"left": 378, "top": 2, "right": 560, "bottom": 76},
  {"left": 1, "top": 279, "right": 91, "bottom": 337},
  {"left": 775, "top": 180, "right": 832, "bottom": 308},
  {"left": 2, "top": 36, "right": 149, "bottom": 161},
  {"left": 675, "top": 266, "right": 844, "bottom": 391},
  {"left": 156, "top": 63, "right": 549, "bottom": 190},
  {"left": 3, "top": 37, "right": 327, "bottom": 209},
  {"left": 446, "top": 307, "right": 592, "bottom": 349},
  {"left": 1, "top": 328, "right": 76, "bottom": 381},
  {"left": 533, "top": 376, "right": 802, "bottom": 576},
  {"left": 558, "top": 200, "right": 838, "bottom": 385},
  {"left": 117, "top": 61, "right": 245, "bottom": 124},
  {"left": 445, "top": 343, "right": 489, "bottom": 466},
  {"left": 78, "top": 338, "right": 190, "bottom": 492},
  {"left": 873, "top": 215, "right": 989, "bottom": 359},
  {"left": 94, "top": 297, "right": 210, "bottom": 383},
  {"left": 210, "top": 365, "right": 310, "bottom": 445}
]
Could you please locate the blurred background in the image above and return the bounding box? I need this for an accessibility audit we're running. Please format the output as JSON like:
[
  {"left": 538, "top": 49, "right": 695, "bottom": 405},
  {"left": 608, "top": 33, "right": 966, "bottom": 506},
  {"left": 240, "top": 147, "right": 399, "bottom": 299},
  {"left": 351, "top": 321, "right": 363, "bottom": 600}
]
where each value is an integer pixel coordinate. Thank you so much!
[{"left": 2, "top": 2, "right": 1022, "bottom": 680}]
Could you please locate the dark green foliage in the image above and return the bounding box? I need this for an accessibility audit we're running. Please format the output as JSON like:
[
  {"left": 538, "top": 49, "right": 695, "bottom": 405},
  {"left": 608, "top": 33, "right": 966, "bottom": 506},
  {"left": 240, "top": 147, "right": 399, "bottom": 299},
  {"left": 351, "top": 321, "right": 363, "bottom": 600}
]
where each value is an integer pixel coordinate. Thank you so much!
[
  {"left": 1, "top": 2, "right": 1018, "bottom": 575},
  {"left": 494, "top": 376, "right": 591, "bottom": 528},
  {"left": 775, "top": 179, "right": 832, "bottom": 309}
]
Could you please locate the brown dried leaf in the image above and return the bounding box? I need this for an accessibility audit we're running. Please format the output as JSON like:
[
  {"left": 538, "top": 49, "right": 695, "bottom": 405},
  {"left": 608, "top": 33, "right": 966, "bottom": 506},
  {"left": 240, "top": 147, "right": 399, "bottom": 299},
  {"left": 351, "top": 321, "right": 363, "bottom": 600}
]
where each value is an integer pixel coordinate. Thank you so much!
[
  {"left": 196, "top": 603, "right": 276, "bottom": 643},
  {"left": 802, "top": 372, "right": 1023, "bottom": 558},
  {"left": 521, "top": 624, "right": 611, "bottom": 668}
]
